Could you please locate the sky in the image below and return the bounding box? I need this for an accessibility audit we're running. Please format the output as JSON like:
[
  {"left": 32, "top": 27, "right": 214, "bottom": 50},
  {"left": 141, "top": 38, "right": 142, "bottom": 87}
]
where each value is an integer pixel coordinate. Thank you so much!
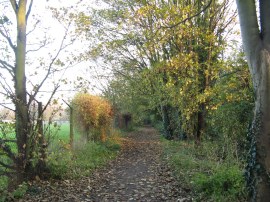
[
  {"left": 30, "top": 0, "right": 110, "bottom": 93},
  {"left": 0, "top": 0, "right": 110, "bottom": 109}
]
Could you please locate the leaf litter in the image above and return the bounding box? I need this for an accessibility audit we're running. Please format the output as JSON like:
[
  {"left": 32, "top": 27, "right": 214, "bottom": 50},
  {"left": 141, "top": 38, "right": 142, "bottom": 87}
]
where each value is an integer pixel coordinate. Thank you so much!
[{"left": 21, "top": 127, "right": 191, "bottom": 201}]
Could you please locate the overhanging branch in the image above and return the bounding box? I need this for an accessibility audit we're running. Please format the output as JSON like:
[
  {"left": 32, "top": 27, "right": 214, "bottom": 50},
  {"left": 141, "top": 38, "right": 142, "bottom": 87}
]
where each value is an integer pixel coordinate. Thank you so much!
[
  {"left": 26, "top": 0, "right": 34, "bottom": 22},
  {"left": 0, "top": 138, "right": 17, "bottom": 163},
  {"left": 9, "top": 0, "right": 18, "bottom": 13},
  {"left": 0, "top": 29, "right": 16, "bottom": 52},
  {"left": 27, "top": 23, "right": 73, "bottom": 107}
]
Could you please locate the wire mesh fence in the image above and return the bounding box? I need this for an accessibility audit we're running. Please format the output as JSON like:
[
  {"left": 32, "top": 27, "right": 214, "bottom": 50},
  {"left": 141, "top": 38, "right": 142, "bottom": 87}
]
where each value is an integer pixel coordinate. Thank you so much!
[{"left": 0, "top": 121, "right": 17, "bottom": 152}]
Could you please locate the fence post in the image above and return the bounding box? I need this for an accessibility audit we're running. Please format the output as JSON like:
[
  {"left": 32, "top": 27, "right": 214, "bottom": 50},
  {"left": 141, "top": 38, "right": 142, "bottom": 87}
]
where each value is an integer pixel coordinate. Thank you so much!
[
  {"left": 63, "top": 100, "right": 74, "bottom": 148},
  {"left": 37, "top": 101, "right": 47, "bottom": 172},
  {"left": 70, "top": 105, "right": 74, "bottom": 147}
]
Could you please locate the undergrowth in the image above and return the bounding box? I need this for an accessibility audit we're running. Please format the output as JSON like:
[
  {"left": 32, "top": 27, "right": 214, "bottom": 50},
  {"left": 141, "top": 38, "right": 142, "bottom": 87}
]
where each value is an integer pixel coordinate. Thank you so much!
[
  {"left": 47, "top": 128, "right": 122, "bottom": 179},
  {"left": 0, "top": 127, "right": 122, "bottom": 201},
  {"left": 162, "top": 139, "right": 248, "bottom": 201}
]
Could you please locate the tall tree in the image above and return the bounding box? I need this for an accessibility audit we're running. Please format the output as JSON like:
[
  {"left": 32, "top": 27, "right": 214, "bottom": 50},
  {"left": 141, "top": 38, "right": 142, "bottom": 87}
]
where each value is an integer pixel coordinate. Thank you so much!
[
  {"left": 236, "top": 0, "right": 270, "bottom": 200},
  {"left": 10, "top": 0, "right": 31, "bottom": 185},
  {"left": 0, "top": 0, "right": 77, "bottom": 188},
  {"left": 87, "top": 0, "right": 234, "bottom": 141}
]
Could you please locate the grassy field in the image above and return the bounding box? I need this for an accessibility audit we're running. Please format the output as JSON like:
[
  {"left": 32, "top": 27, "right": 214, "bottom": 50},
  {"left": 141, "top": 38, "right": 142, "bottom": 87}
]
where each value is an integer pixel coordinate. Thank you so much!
[
  {"left": 47, "top": 123, "right": 78, "bottom": 148},
  {"left": 56, "top": 123, "right": 71, "bottom": 141}
]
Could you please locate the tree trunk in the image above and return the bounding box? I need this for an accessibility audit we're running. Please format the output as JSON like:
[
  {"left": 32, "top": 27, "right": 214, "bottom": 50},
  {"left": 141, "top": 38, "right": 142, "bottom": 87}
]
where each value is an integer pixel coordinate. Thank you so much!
[
  {"left": 100, "top": 127, "right": 106, "bottom": 142},
  {"left": 14, "top": 0, "right": 30, "bottom": 184},
  {"left": 247, "top": 49, "right": 270, "bottom": 201},
  {"left": 161, "top": 105, "right": 173, "bottom": 140},
  {"left": 86, "top": 126, "right": 90, "bottom": 142},
  {"left": 236, "top": 0, "right": 270, "bottom": 200},
  {"left": 196, "top": 103, "right": 205, "bottom": 145},
  {"left": 36, "top": 102, "right": 48, "bottom": 175}
]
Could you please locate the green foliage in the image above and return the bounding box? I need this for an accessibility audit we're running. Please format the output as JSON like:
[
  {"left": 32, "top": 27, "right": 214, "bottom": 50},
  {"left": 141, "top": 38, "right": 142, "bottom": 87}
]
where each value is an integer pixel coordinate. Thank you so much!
[
  {"left": 0, "top": 176, "right": 8, "bottom": 195},
  {"left": 0, "top": 182, "right": 28, "bottom": 201},
  {"left": 47, "top": 149, "right": 73, "bottom": 179},
  {"left": 0, "top": 122, "right": 17, "bottom": 152},
  {"left": 47, "top": 138, "right": 120, "bottom": 179},
  {"left": 193, "top": 166, "right": 245, "bottom": 201},
  {"left": 163, "top": 140, "right": 247, "bottom": 201},
  {"left": 12, "top": 182, "right": 28, "bottom": 199},
  {"left": 94, "top": 0, "right": 238, "bottom": 142},
  {"left": 71, "top": 142, "right": 117, "bottom": 177},
  {"left": 208, "top": 50, "right": 254, "bottom": 141}
]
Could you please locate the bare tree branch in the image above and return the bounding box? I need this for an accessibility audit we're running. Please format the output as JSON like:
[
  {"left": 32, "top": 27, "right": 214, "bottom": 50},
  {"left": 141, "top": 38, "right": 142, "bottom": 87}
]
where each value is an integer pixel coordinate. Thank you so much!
[
  {"left": 0, "top": 59, "right": 15, "bottom": 77},
  {"left": 26, "top": 19, "right": 40, "bottom": 36},
  {"left": 0, "top": 59, "right": 14, "bottom": 70},
  {"left": 62, "top": 99, "right": 71, "bottom": 108},
  {"left": 42, "top": 84, "right": 60, "bottom": 114},
  {"left": 26, "top": 39, "right": 48, "bottom": 53},
  {"left": 9, "top": 0, "right": 18, "bottom": 13},
  {"left": 0, "top": 103, "right": 14, "bottom": 112},
  {"left": 0, "top": 138, "right": 16, "bottom": 163},
  {"left": 27, "top": 23, "right": 73, "bottom": 107},
  {"left": 26, "top": 0, "right": 34, "bottom": 22},
  {"left": 0, "top": 74, "right": 14, "bottom": 98},
  {"left": 0, "top": 28, "right": 16, "bottom": 52}
]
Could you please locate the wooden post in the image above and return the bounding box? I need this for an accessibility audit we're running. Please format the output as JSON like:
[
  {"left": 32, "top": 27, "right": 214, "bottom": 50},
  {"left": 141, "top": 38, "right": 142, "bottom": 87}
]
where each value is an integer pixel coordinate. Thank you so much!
[
  {"left": 70, "top": 106, "right": 74, "bottom": 147},
  {"left": 37, "top": 102, "right": 44, "bottom": 138},
  {"left": 63, "top": 100, "right": 74, "bottom": 148},
  {"left": 37, "top": 101, "right": 47, "bottom": 172}
]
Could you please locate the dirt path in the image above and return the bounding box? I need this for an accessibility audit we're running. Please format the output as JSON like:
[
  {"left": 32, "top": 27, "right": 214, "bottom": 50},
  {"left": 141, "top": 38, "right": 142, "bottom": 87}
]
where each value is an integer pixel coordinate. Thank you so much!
[{"left": 21, "top": 127, "right": 191, "bottom": 201}]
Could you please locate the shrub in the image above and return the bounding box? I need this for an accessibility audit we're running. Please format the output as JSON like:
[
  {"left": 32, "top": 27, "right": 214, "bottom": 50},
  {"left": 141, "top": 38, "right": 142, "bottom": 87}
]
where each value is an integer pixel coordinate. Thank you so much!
[
  {"left": 12, "top": 182, "right": 28, "bottom": 199},
  {"left": 72, "top": 93, "right": 113, "bottom": 141},
  {"left": 47, "top": 149, "right": 73, "bottom": 179}
]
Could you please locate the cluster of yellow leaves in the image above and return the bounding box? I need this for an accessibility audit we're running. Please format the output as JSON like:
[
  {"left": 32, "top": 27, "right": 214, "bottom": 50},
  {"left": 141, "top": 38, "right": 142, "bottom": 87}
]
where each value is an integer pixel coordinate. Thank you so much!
[{"left": 72, "top": 93, "right": 113, "bottom": 141}]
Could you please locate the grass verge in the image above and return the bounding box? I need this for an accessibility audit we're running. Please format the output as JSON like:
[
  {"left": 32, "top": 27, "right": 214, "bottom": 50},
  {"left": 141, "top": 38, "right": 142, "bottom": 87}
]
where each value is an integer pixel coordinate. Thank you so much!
[
  {"left": 47, "top": 128, "right": 121, "bottom": 179},
  {"left": 162, "top": 139, "right": 248, "bottom": 201}
]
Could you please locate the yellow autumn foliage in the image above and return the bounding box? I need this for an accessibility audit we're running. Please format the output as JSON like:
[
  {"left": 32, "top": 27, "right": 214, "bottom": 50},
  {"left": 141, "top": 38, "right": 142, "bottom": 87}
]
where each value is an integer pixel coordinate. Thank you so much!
[{"left": 72, "top": 93, "right": 113, "bottom": 141}]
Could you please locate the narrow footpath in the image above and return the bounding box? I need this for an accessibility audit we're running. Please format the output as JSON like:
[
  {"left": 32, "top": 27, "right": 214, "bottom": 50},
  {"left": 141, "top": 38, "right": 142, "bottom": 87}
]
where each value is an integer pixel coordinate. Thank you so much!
[{"left": 21, "top": 127, "right": 191, "bottom": 201}]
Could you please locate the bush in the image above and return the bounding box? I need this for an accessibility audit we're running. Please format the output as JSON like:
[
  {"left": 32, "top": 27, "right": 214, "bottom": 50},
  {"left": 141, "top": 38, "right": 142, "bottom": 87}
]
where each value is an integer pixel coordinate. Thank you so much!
[
  {"left": 0, "top": 182, "right": 28, "bottom": 201},
  {"left": 47, "top": 149, "right": 73, "bottom": 179},
  {"left": 72, "top": 93, "right": 113, "bottom": 141},
  {"left": 12, "top": 182, "right": 28, "bottom": 199}
]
